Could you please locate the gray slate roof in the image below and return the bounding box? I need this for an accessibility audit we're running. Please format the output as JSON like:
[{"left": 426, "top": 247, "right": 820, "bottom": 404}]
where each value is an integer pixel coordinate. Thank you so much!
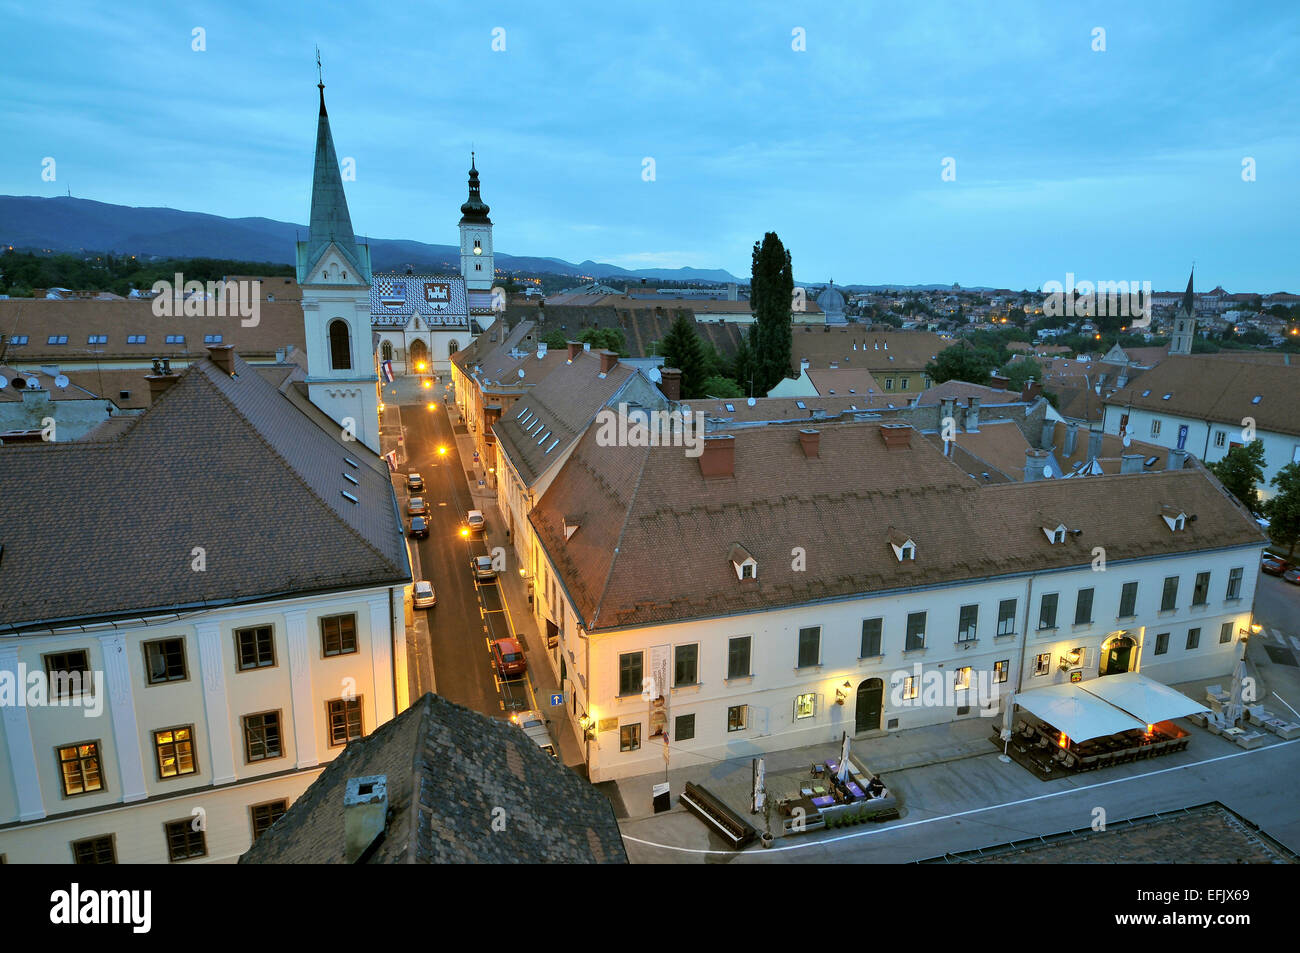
[
  {"left": 239, "top": 692, "right": 627, "bottom": 864},
  {"left": 0, "top": 350, "right": 409, "bottom": 633}
]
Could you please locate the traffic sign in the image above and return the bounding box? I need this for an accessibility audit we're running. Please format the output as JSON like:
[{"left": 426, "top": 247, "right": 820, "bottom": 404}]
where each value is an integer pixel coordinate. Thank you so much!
[{"left": 550, "top": 693, "right": 563, "bottom": 707}]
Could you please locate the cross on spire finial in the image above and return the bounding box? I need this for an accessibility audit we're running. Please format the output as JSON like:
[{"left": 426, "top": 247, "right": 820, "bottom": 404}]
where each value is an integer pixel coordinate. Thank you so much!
[{"left": 316, "top": 46, "right": 323, "bottom": 88}]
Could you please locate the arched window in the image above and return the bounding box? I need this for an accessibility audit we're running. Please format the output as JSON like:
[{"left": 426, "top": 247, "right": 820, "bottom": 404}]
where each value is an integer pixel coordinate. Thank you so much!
[
  {"left": 448, "top": 340, "right": 460, "bottom": 356},
  {"left": 329, "top": 319, "right": 352, "bottom": 370},
  {"left": 381, "top": 340, "right": 394, "bottom": 362}
]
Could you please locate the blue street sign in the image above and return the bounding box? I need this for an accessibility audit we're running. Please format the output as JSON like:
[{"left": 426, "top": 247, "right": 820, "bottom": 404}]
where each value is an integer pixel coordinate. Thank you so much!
[{"left": 550, "top": 693, "right": 563, "bottom": 707}]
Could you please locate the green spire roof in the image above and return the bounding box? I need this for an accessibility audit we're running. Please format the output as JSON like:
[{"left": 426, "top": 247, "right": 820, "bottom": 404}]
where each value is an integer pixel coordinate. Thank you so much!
[
  {"left": 297, "top": 82, "right": 369, "bottom": 284},
  {"left": 459, "top": 152, "right": 492, "bottom": 226}
]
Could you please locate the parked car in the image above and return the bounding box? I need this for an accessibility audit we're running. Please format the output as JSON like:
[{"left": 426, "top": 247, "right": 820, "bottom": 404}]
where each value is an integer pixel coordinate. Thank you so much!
[
  {"left": 466, "top": 509, "right": 485, "bottom": 534},
  {"left": 408, "top": 497, "right": 428, "bottom": 518},
  {"left": 1283, "top": 567, "right": 1300, "bottom": 586},
  {"left": 409, "top": 516, "right": 429, "bottom": 539},
  {"left": 471, "top": 555, "right": 497, "bottom": 581},
  {"left": 1262, "top": 555, "right": 1289, "bottom": 576},
  {"left": 492, "top": 637, "right": 527, "bottom": 679},
  {"left": 510, "top": 709, "right": 557, "bottom": 758},
  {"left": 412, "top": 579, "right": 436, "bottom": 608},
  {"left": 406, "top": 472, "right": 424, "bottom": 493}
]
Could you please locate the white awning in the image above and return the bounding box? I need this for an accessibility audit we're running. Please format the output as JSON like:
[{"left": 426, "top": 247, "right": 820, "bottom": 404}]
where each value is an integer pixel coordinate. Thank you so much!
[
  {"left": 1012, "top": 682, "right": 1147, "bottom": 742},
  {"left": 1078, "top": 672, "right": 1209, "bottom": 725}
]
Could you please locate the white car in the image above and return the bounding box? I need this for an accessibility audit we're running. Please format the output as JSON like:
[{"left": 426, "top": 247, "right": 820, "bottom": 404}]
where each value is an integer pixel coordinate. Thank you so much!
[
  {"left": 510, "top": 710, "right": 557, "bottom": 758},
  {"left": 466, "top": 510, "right": 485, "bottom": 534},
  {"left": 412, "top": 580, "right": 436, "bottom": 609}
]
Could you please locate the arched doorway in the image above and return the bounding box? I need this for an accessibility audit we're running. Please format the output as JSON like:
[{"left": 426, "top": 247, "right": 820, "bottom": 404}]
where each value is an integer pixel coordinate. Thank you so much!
[
  {"left": 1100, "top": 634, "right": 1137, "bottom": 676},
  {"left": 408, "top": 338, "right": 429, "bottom": 373},
  {"left": 855, "top": 678, "right": 883, "bottom": 733}
]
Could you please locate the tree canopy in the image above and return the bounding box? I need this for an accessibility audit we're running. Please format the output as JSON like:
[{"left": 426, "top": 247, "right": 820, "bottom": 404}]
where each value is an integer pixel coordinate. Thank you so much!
[
  {"left": 749, "top": 232, "right": 794, "bottom": 394},
  {"left": 659, "top": 312, "right": 707, "bottom": 398},
  {"left": 1266, "top": 462, "right": 1300, "bottom": 560},
  {"left": 1208, "top": 440, "right": 1267, "bottom": 515}
]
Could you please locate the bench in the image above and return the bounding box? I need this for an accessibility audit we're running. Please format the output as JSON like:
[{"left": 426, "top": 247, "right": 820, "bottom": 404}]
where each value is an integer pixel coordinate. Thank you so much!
[{"left": 680, "top": 782, "right": 758, "bottom": 850}]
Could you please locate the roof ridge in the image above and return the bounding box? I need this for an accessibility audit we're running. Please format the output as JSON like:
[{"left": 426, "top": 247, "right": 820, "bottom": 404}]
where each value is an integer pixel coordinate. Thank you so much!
[{"left": 192, "top": 361, "right": 404, "bottom": 577}]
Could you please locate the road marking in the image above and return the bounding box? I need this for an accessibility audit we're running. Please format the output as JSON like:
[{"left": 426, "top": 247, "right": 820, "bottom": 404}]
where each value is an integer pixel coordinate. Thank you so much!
[{"left": 619, "top": 738, "right": 1300, "bottom": 856}]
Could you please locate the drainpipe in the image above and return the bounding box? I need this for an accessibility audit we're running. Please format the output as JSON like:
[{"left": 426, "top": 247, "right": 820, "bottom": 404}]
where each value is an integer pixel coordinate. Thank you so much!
[
  {"left": 1015, "top": 575, "right": 1035, "bottom": 694},
  {"left": 389, "top": 586, "right": 399, "bottom": 713}
]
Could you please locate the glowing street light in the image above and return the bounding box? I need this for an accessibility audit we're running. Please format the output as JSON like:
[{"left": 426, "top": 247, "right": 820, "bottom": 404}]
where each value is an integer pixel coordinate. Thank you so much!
[
  {"left": 426, "top": 402, "right": 436, "bottom": 411},
  {"left": 437, "top": 445, "right": 448, "bottom": 457}
]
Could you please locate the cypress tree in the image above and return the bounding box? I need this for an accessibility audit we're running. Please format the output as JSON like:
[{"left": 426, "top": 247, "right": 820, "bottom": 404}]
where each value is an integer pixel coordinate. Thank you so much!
[
  {"left": 660, "top": 312, "right": 706, "bottom": 398},
  {"left": 750, "top": 232, "right": 794, "bottom": 394}
]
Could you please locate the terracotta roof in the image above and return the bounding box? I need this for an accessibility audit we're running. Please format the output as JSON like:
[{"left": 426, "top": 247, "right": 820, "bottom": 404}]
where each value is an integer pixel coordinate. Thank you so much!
[
  {"left": 239, "top": 692, "right": 626, "bottom": 864},
  {"left": 923, "top": 420, "right": 1034, "bottom": 480},
  {"left": 805, "top": 367, "right": 884, "bottom": 399},
  {"left": 689, "top": 395, "right": 888, "bottom": 423},
  {"left": 492, "top": 352, "right": 638, "bottom": 488},
  {"left": 914, "top": 380, "right": 1019, "bottom": 406},
  {"left": 0, "top": 298, "right": 306, "bottom": 363},
  {"left": 1047, "top": 421, "right": 1171, "bottom": 474},
  {"left": 1103, "top": 355, "right": 1300, "bottom": 437},
  {"left": 791, "top": 328, "right": 953, "bottom": 375},
  {"left": 530, "top": 418, "right": 1264, "bottom": 632},
  {"left": 0, "top": 350, "right": 408, "bottom": 633}
]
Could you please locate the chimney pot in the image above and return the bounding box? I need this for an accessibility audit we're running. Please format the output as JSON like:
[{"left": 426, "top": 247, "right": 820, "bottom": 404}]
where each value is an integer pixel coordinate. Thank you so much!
[
  {"left": 659, "top": 366, "right": 682, "bottom": 402},
  {"left": 798, "top": 428, "right": 820, "bottom": 458},
  {"left": 207, "top": 344, "right": 236, "bottom": 375},
  {"left": 599, "top": 350, "right": 618, "bottom": 374},
  {"left": 1024, "top": 448, "right": 1050, "bottom": 482},
  {"left": 880, "top": 423, "right": 913, "bottom": 450},
  {"left": 1064, "top": 422, "right": 1078, "bottom": 457},
  {"left": 964, "top": 397, "right": 981, "bottom": 432},
  {"left": 1087, "top": 428, "right": 1103, "bottom": 460},
  {"left": 567, "top": 341, "right": 581, "bottom": 360},
  {"left": 989, "top": 373, "right": 1009, "bottom": 390},
  {"left": 698, "top": 435, "right": 736, "bottom": 478},
  {"left": 1167, "top": 448, "right": 1188, "bottom": 471},
  {"left": 1021, "top": 378, "right": 1042, "bottom": 402},
  {"left": 1121, "top": 453, "right": 1144, "bottom": 474}
]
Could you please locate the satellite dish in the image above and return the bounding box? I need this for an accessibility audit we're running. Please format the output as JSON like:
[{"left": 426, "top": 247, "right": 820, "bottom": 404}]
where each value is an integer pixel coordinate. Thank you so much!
[
  {"left": 55, "top": 374, "right": 69, "bottom": 388},
  {"left": 1122, "top": 434, "right": 1132, "bottom": 448},
  {"left": 747, "top": 397, "right": 756, "bottom": 406},
  {"left": 647, "top": 366, "right": 662, "bottom": 383},
  {"left": 0, "top": 376, "right": 7, "bottom": 389},
  {"left": 517, "top": 368, "right": 525, "bottom": 379},
  {"left": 26, "top": 377, "right": 40, "bottom": 389}
]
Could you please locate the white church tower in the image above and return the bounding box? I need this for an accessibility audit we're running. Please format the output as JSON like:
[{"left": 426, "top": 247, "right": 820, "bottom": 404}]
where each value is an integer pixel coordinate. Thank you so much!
[
  {"left": 1169, "top": 267, "right": 1196, "bottom": 356},
  {"left": 458, "top": 153, "right": 494, "bottom": 292},
  {"left": 296, "top": 79, "right": 380, "bottom": 453}
]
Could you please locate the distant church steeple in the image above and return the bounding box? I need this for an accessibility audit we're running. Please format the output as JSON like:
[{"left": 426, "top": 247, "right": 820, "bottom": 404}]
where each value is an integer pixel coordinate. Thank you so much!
[
  {"left": 295, "top": 66, "right": 379, "bottom": 453},
  {"left": 459, "top": 153, "right": 494, "bottom": 292},
  {"left": 1170, "top": 266, "right": 1196, "bottom": 356}
]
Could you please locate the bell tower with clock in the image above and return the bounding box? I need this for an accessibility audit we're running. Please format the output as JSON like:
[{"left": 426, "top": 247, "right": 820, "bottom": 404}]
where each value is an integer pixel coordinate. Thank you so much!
[{"left": 458, "top": 153, "right": 494, "bottom": 292}]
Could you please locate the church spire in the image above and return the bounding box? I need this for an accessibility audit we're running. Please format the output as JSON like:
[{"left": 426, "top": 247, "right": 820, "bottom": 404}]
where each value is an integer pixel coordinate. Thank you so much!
[
  {"left": 298, "top": 66, "right": 367, "bottom": 284},
  {"left": 459, "top": 152, "right": 492, "bottom": 225},
  {"left": 1181, "top": 265, "right": 1195, "bottom": 314}
]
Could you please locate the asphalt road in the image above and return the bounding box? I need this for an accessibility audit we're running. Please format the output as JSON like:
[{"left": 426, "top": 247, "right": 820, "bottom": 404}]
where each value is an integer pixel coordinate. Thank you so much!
[{"left": 400, "top": 397, "right": 537, "bottom": 719}]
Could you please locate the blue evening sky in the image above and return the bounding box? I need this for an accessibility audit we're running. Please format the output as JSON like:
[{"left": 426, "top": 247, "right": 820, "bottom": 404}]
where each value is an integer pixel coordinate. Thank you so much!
[{"left": 1, "top": 1, "right": 1296, "bottom": 289}]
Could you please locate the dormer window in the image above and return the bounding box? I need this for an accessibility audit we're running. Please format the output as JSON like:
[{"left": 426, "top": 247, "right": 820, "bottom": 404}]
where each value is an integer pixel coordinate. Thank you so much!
[
  {"left": 563, "top": 515, "right": 581, "bottom": 541},
  {"left": 729, "top": 543, "right": 757, "bottom": 581},
  {"left": 888, "top": 528, "right": 916, "bottom": 562},
  {"left": 1042, "top": 523, "right": 1067, "bottom": 544},
  {"left": 1160, "top": 506, "right": 1187, "bottom": 532}
]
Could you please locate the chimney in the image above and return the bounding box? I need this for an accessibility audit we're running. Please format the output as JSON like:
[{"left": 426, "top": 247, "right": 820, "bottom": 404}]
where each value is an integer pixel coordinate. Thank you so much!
[
  {"left": 939, "top": 397, "right": 955, "bottom": 427},
  {"left": 880, "top": 423, "right": 913, "bottom": 450},
  {"left": 567, "top": 340, "right": 582, "bottom": 361},
  {"left": 344, "top": 775, "right": 389, "bottom": 864},
  {"left": 1024, "top": 448, "right": 1050, "bottom": 482},
  {"left": 964, "top": 397, "right": 980, "bottom": 432},
  {"left": 1064, "top": 422, "right": 1078, "bottom": 457},
  {"left": 1022, "top": 378, "right": 1042, "bottom": 401},
  {"left": 1039, "top": 419, "right": 1056, "bottom": 449},
  {"left": 698, "top": 435, "right": 735, "bottom": 478},
  {"left": 798, "top": 428, "right": 820, "bottom": 458},
  {"left": 659, "top": 366, "right": 682, "bottom": 402},
  {"left": 146, "top": 358, "right": 180, "bottom": 403},
  {"left": 989, "top": 373, "right": 1009, "bottom": 390},
  {"left": 1121, "top": 453, "right": 1144, "bottom": 474},
  {"left": 208, "top": 344, "right": 235, "bottom": 376},
  {"left": 1087, "top": 428, "right": 1103, "bottom": 460},
  {"left": 1167, "top": 448, "right": 1188, "bottom": 471},
  {"left": 1117, "top": 369, "right": 1129, "bottom": 388},
  {"left": 598, "top": 350, "right": 619, "bottom": 375},
  {"left": 799, "top": 358, "right": 811, "bottom": 374},
  {"left": 536, "top": 342, "right": 547, "bottom": 359}
]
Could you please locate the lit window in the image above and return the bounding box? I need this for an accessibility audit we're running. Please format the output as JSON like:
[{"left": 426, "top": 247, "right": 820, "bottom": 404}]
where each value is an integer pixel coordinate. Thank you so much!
[{"left": 795, "top": 692, "right": 817, "bottom": 719}]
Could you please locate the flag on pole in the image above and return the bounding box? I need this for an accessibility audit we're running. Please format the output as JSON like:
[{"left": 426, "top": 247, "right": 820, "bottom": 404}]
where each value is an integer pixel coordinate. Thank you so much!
[
  {"left": 381, "top": 359, "right": 395, "bottom": 383},
  {"left": 383, "top": 449, "right": 398, "bottom": 471}
]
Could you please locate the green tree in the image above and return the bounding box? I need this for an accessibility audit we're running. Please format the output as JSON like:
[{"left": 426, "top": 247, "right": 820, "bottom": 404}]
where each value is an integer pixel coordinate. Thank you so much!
[
  {"left": 1266, "top": 462, "right": 1300, "bottom": 560},
  {"left": 700, "top": 375, "right": 744, "bottom": 398},
  {"left": 730, "top": 333, "right": 757, "bottom": 395},
  {"left": 925, "top": 344, "right": 1000, "bottom": 385},
  {"left": 660, "top": 312, "right": 707, "bottom": 398},
  {"left": 1208, "top": 440, "right": 1267, "bottom": 514},
  {"left": 750, "top": 232, "right": 794, "bottom": 393},
  {"left": 540, "top": 328, "right": 568, "bottom": 349},
  {"left": 578, "top": 326, "right": 628, "bottom": 356},
  {"left": 998, "top": 357, "right": 1043, "bottom": 392}
]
